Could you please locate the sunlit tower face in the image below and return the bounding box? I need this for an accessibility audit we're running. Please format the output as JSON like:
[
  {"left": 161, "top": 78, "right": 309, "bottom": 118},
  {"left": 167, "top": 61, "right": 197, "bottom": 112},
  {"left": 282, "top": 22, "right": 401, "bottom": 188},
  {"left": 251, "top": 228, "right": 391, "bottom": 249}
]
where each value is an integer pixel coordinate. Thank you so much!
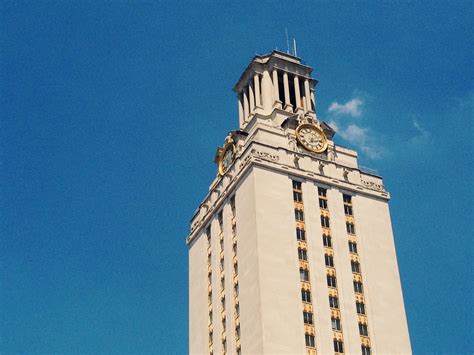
[{"left": 187, "top": 51, "right": 411, "bottom": 355}]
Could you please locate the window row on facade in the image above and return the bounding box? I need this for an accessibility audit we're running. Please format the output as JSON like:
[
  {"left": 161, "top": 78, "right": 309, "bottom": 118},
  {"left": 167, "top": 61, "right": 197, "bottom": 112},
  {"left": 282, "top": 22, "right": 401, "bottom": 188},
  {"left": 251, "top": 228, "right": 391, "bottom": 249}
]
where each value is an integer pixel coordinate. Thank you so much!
[{"left": 292, "top": 180, "right": 317, "bottom": 354}]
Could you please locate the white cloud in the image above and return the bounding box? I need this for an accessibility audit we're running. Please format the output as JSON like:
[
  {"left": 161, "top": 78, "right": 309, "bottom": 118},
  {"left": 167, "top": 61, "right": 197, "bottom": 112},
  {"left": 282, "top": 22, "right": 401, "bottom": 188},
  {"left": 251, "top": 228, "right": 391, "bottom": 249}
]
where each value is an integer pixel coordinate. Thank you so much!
[
  {"left": 327, "top": 101, "right": 382, "bottom": 159},
  {"left": 335, "top": 123, "right": 382, "bottom": 159},
  {"left": 344, "top": 124, "right": 369, "bottom": 145},
  {"left": 328, "top": 98, "right": 363, "bottom": 117}
]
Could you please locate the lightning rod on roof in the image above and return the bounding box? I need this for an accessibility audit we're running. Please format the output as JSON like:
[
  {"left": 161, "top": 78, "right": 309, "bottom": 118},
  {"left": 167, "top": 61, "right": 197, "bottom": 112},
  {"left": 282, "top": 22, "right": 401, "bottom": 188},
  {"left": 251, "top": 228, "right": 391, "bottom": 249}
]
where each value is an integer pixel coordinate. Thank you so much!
[
  {"left": 293, "top": 38, "right": 297, "bottom": 57},
  {"left": 285, "top": 28, "right": 290, "bottom": 54}
]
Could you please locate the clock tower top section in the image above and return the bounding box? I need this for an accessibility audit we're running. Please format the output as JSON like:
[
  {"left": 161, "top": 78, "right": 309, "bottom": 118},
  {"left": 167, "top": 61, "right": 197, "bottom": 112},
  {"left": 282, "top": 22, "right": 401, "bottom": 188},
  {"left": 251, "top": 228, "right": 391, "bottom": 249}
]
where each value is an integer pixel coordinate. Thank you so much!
[{"left": 233, "top": 50, "right": 319, "bottom": 130}]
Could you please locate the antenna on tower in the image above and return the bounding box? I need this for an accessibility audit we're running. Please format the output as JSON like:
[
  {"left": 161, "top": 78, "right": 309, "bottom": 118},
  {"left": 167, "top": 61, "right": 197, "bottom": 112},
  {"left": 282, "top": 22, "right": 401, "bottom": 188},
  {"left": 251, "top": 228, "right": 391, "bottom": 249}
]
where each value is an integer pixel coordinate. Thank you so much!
[
  {"left": 285, "top": 28, "right": 290, "bottom": 54},
  {"left": 293, "top": 38, "right": 297, "bottom": 57}
]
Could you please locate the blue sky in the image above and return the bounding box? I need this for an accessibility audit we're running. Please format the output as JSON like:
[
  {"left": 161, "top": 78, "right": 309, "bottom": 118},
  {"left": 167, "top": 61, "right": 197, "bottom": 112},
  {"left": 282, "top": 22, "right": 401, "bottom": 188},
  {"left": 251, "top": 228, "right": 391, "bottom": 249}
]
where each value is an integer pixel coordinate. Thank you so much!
[{"left": 1, "top": 1, "right": 472, "bottom": 353}]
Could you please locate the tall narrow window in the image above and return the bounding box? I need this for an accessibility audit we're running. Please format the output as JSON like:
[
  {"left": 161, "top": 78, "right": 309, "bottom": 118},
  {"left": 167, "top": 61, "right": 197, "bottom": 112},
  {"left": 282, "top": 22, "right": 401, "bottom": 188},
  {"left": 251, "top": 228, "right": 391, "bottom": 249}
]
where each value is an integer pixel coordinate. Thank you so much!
[
  {"left": 329, "top": 296, "right": 339, "bottom": 309},
  {"left": 296, "top": 228, "right": 306, "bottom": 241},
  {"left": 334, "top": 339, "right": 344, "bottom": 353},
  {"left": 351, "top": 260, "right": 361, "bottom": 273},
  {"left": 277, "top": 72, "right": 285, "bottom": 103},
  {"left": 325, "top": 254, "right": 334, "bottom": 267},
  {"left": 301, "top": 289, "right": 312, "bottom": 303},
  {"left": 319, "top": 198, "right": 328, "bottom": 209},
  {"left": 230, "top": 195, "right": 236, "bottom": 217},
  {"left": 346, "top": 222, "right": 355, "bottom": 234},
  {"left": 359, "top": 323, "right": 369, "bottom": 336},
  {"left": 356, "top": 301, "right": 366, "bottom": 314},
  {"left": 298, "top": 248, "right": 308, "bottom": 260},
  {"left": 327, "top": 275, "right": 337, "bottom": 288},
  {"left": 303, "top": 311, "right": 314, "bottom": 325},
  {"left": 361, "top": 345, "right": 371, "bottom": 355},
  {"left": 318, "top": 187, "right": 327, "bottom": 197},
  {"left": 292, "top": 180, "right": 302, "bottom": 190},
  {"left": 295, "top": 209, "right": 305, "bottom": 221},
  {"left": 293, "top": 191, "right": 303, "bottom": 202},
  {"left": 354, "top": 281, "right": 364, "bottom": 293},
  {"left": 321, "top": 215, "right": 330, "bottom": 228},
  {"left": 218, "top": 211, "right": 223, "bottom": 231},
  {"left": 331, "top": 317, "right": 342, "bottom": 330},
  {"left": 300, "top": 268, "right": 310, "bottom": 282},
  {"left": 344, "top": 204, "right": 353, "bottom": 215},
  {"left": 323, "top": 234, "right": 332, "bottom": 247},
  {"left": 305, "top": 333, "right": 316, "bottom": 347},
  {"left": 288, "top": 74, "right": 296, "bottom": 108},
  {"left": 343, "top": 194, "right": 352, "bottom": 204},
  {"left": 349, "top": 241, "right": 358, "bottom": 253}
]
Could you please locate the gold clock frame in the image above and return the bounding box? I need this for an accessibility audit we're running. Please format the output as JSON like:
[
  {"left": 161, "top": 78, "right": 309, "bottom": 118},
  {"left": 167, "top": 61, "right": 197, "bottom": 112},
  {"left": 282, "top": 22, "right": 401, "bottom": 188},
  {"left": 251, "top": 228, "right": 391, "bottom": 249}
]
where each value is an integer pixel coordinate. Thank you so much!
[
  {"left": 295, "top": 123, "right": 328, "bottom": 153},
  {"left": 218, "top": 142, "right": 236, "bottom": 176}
]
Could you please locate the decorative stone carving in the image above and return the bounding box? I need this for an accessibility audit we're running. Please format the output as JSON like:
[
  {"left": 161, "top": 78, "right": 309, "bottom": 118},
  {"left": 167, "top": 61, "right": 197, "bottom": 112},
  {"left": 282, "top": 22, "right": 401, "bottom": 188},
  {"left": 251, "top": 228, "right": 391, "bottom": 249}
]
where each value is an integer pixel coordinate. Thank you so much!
[
  {"left": 250, "top": 149, "right": 279, "bottom": 162},
  {"left": 287, "top": 133, "right": 297, "bottom": 151},
  {"left": 361, "top": 179, "right": 385, "bottom": 191},
  {"left": 327, "top": 146, "right": 336, "bottom": 161}
]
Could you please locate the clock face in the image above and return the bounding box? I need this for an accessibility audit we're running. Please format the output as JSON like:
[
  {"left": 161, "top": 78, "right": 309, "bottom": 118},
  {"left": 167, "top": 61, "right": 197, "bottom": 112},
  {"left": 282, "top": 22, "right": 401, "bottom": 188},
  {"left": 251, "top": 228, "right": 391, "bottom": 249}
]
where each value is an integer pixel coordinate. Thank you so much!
[
  {"left": 218, "top": 143, "right": 236, "bottom": 175},
  {"left": 296, "top": 124, "right": 328, "bottom": 153}
]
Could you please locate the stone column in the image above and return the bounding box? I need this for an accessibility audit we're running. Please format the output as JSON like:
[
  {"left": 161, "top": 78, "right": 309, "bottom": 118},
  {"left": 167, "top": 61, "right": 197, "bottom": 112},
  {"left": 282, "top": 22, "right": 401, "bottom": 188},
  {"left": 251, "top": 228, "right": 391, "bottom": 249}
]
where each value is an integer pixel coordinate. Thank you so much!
[
  {"left": 243, "top": 89, "right": 249, "bottom": 121},
  {"left": 283, "top": 72, "right": 292, "bottom": 111},
  {"left": 272, "top": 69, "right": 282, "bottom": 109},
  {"left": 238, "top": 94, "right": 244, "bottom": 127},
  {"left": 262, "top": 70, "right": 274, "bottom": 113},
  {"left": 294, "top": 75, "right": 302, "bottom": 113},
  {"left": 304, "top": 79, "right": 312, "bottom": 112}
]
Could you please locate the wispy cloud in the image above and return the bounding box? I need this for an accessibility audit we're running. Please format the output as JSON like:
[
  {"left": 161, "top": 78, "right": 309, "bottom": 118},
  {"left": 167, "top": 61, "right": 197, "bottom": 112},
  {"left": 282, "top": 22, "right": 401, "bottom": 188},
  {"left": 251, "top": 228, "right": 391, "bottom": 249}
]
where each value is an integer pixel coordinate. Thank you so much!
[
  {"left": 328, "top": 98, "right": 363, "bottom": 117},
  {"left": 327, "top": 97, "right": 382, "bottom": 159},
  {"left": 325, "top": 95, "right": 437, "bottom": 162},
  {"left": 408, "top": 119, "right": 431, "bottom": 147}
]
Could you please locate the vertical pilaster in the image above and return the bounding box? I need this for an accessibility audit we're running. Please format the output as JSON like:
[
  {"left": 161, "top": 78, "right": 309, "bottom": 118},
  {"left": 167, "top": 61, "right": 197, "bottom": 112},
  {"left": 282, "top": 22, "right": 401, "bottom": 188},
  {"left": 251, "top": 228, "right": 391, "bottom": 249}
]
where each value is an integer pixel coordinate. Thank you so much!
[
  {"left": 272, "top": 69, "right": 282, "bottom": 109},
  {"left": 283, "top": 72, "right": 292, "bottom": 112},
  {"left": 294, "top": 75, "right": 303, "bottom": 113},
  {"left": 261, "top": 70, "right": 273, "bottom": 113},
  {"left": 304, "top": 79, "right": 312, "bottom": 113},
  {"left": 243, "top": 89, "right": 249, "bottom": 122},
  {"left": 238, "top": 95, "right": 244, "bottom": 128}
]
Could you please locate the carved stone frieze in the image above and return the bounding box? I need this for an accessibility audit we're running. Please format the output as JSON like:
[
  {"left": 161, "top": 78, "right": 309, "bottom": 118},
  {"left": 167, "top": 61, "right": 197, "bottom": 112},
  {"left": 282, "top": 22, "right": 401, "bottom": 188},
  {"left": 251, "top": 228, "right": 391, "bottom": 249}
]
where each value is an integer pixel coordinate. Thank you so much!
[
  {"left": 250, "top": 149, "right": 279, "bottom": 162},
  {"left": 361, "top": 179, "right": 385, "bottom": 191}
]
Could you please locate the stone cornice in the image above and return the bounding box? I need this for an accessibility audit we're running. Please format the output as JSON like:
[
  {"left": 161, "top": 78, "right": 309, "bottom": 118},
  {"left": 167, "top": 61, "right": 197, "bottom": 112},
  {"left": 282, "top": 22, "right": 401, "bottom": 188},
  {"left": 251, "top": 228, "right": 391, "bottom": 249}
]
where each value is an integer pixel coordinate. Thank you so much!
[{"left": 186, "top": 139, "right": 388, "bottom": 246}]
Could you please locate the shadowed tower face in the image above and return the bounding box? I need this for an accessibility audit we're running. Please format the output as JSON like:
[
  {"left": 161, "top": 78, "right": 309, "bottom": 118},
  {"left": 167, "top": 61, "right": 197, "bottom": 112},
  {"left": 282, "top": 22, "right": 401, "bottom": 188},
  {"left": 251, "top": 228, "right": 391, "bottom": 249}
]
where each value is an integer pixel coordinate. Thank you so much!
[{"left": 187, "top": 51, "right": 411, "bottom": 355}]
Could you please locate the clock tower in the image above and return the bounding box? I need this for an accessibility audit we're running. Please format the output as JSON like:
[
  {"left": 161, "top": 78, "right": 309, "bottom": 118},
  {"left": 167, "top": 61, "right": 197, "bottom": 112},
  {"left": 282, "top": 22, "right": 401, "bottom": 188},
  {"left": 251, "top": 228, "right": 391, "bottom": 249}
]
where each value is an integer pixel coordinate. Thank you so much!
[{"left": 188, "top": 51, "right": 411, "bottom": 355}]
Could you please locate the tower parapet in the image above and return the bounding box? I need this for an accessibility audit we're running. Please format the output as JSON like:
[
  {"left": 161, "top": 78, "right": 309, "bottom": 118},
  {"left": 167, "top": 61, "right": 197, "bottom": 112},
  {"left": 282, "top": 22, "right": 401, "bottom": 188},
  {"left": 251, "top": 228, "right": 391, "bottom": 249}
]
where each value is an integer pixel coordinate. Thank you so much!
[{"left": 233, "top": 51, "right": 318, "bottom": 130}]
